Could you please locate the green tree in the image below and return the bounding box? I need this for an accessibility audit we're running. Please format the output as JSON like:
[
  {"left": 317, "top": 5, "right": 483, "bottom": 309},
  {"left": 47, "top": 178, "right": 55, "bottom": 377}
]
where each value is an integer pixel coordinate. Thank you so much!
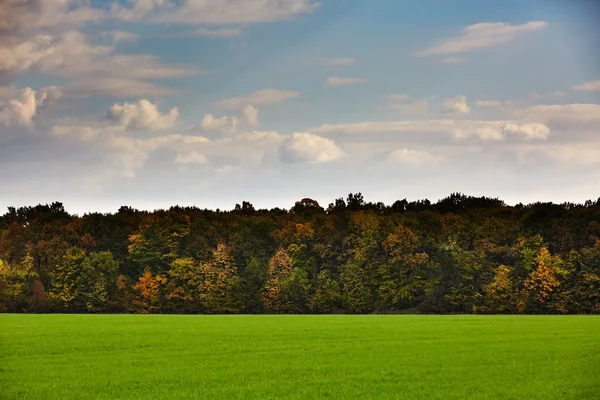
[
  {"left": 51, "top": 249, "right": 118, "bottom": 312},
  {"left": 309, "top": 270, "right": 341, "bottom": 313}
]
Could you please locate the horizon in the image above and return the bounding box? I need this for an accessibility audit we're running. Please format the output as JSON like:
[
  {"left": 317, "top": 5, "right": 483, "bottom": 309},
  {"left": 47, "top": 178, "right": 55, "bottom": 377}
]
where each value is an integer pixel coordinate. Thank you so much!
[
  {"left": 1, "top": 0, "right": 600, "bottom": 214},
  {"left": 5, "top": 191, "right": 600, "bottom": 217}
]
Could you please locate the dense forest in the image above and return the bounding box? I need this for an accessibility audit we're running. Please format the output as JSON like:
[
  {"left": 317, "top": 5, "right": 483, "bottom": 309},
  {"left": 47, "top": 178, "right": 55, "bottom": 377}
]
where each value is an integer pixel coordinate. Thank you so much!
[{"left": 1, "top": 193, "right": 599, "bottom": 314}]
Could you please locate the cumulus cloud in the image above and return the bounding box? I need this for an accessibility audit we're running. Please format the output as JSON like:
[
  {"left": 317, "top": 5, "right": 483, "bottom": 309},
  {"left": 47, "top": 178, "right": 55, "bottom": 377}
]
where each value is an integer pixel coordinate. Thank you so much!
[
  {"left": 572, "top": 80, "right": 600, "bottom": 91},
  {"left": 323, "top": 58, "right": 356, "bottom": 66},
  {"left": 242, "top": 105, "right": 260, "bottom": 127},
  {"left": 388, "top": 148, "right": 441, "bottom": 164},
  {"left": 194, "top": 114, "right": 240, "bottom": 134},
  {"left": 326, "top": 77, "right": 366, "bottom": 86},
  {"left": 278, "top": 132, "right": 344, "bottom": 163},
  {"left": 52, "top": 119, "right": 211, "bottom": 177},
  {"left": 453, "top": 121, "right": 550, "bottom": 141},
  {"left": 0, "top": 85, "right": 62, "bottom": 127},
  {"left": 503, "top": 123, "right": 550, "bottom": 140},
  {"left": 441, "top": 95, "right": 471, "bottom": 115},
  {"left": 217, "top": 89, "right": 299, "bottom": 109},
  {"left": 415, "top": 21, "right": 547, "bottom": 57},
  {"left": 106, "top": 100, "right": 179, "bottom": 131},
  {"left": 174, "top": 151, "right": 207, "bottom": 164},
  {"left": 192, "top": 105, "right": 260, "bottom": 134}
]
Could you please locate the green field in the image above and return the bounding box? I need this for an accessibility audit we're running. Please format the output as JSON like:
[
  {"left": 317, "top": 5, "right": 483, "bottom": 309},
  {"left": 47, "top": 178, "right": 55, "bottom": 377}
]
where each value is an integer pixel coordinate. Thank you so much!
[{"left": 1, "top": 315, "right": 599, "bottom": 399}]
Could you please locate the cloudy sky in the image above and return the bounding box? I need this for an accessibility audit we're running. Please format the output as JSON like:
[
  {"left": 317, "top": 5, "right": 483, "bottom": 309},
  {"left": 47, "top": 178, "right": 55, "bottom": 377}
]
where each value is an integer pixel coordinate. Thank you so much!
[{"left": 1, "top": 0, "right": 599, "bottom": 214}]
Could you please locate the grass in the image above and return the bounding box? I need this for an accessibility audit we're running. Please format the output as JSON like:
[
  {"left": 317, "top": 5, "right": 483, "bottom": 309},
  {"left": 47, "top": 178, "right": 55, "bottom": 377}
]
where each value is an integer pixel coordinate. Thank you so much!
[{"left": 0, "top": 315, "right": 599, "bottom": 399}]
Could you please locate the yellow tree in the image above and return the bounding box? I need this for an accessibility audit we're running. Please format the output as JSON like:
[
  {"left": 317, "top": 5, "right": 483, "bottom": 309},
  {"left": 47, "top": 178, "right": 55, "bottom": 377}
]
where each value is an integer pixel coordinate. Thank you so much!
[
  {"left": 378, "top": 226, "right": 435, "bottom": 310},
  {"left": 198, "top": 244, "right": 242, "bottom": 313},
  {"left": 261, "top": 248, "right": 309, "bottom": 313},
  {"left": 482, "top": 265, "right": 516, "bottom": 313},
  {"left": 132, "top": 270, "right": 167, "bottom": 313},
  {"left": 523, "top": 247, "right": 562, "bottom": 312}
]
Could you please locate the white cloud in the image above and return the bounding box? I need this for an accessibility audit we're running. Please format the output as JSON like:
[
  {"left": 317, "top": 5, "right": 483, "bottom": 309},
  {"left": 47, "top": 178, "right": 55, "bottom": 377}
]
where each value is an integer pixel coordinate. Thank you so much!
[
  {"left": 388, "top": 95, "right": 429, "bottom": 115},
  {"left": 572, "top": 80, "right": 600, "bottom": 91},
  {"left": 311, "top": 119, "right": 550, "bottom": 141},
  {"left": 109, "top": 0, "right": 174, "bottom": 21},
  {"left": 217, "top": 89, "right": 299, "bottom": 109},
  {"left": 503, "top": 123, "right": 550, "bottom": 140},
  {"left": 453, "top": 121, "right": 550, "bottom": 141},
  {"left": 279, "top": 132, "right": 344, "bottom": 163},
  {"left": 0, "top": 0, "right": 107, "bottom": 36},
  {"left": 234, "top": 131, "right": 284, "bottom": 143},
  {"left": 326, "top": 77, "right": 366, "bottom": 86},
  {"left": 388, "top": 148, "right": 441, "bottom": 164},
  {"left": 64, "top": 78, "right": 177, "bottom": 98},
  {"left": 162, "top": 27, "right": 245, "bottom": 38},
  {"left": 194, "top": 113, "right": 240, "bottom": 134},
  {"left": 312, "top": 120, "right": 455, "bottom": 135},
  {"left": 521, "top": 143, "right": 600, "bottom": 165},
  {"left": 101, "top": 30, "right": 140, "bottom": 44},
  {"left": 415, "top": 21, "right": 547, "bottom": 57},
  {"left": 1, "top": 30, "right": 200, "bottom": 95},
  {"left": 439, "top": 57, "right": 467, "bottom": 64},
  {"left": 323, "top": 58, "right": 356, "bottom": 66},
  {"left": 242, "top": 105, "right": 260, "bottom": 127},
  {"left": 0, "top": 85, "right": 62, "bottom": 127},
  {"left": 106, "top": 100, "right": 179, "bottom": 131},
  {"left": 189, "top": 27, "right": 244, "bottom": 38},
  {"left": 441, "top": 95, "right": 471, "bottom": 115},
  {"left": 475, "top": 100, "right": 503, "bottom": 107},
  {"left": 152, "top": 0, "right": 319, "bottom": 24},
  {"left": 175, "top": 151, "right": 207, "bottom": 164},
  {"left": 1, "top": 0, "right": 318, "bottom": 34},
  {"left": 52, "top": 120, "right": 211, "bottom": 177},
  {"left": 192, "top": 105, "right": 260, "bottom": 134},
  {"left": 518, "top": 104, "right": 600, "bottom": 124}
]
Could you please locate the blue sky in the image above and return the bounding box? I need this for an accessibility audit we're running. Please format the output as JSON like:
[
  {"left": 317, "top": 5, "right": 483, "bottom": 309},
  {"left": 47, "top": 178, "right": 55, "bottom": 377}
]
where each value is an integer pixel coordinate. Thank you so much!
[{"left": 1, "top": 0, "right": 600, "bottom": 214}]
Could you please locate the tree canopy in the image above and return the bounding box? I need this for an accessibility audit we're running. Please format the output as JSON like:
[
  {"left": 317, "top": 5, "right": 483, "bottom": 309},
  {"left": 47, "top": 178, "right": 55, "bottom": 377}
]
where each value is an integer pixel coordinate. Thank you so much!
[{"left": 1, "top": 194, "right": 599, "bottom": 314}]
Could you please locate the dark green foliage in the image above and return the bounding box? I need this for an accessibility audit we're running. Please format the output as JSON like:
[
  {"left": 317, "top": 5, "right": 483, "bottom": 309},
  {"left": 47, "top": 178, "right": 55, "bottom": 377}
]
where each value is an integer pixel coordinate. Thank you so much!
[{"left": 1, "top": 193, "right": 600, "bottom": 314}]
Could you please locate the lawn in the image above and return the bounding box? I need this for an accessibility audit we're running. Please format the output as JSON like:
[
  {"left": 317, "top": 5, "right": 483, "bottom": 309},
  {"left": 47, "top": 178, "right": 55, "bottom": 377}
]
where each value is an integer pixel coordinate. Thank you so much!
[{"left": 0, "top": 315, "right": 598, "bottom": 399}]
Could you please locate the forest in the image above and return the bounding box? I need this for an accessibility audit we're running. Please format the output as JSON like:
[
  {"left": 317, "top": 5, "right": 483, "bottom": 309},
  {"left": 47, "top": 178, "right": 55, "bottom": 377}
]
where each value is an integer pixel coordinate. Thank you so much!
[{"left": 1, "top": 193, "right": 599, "bottom": 314}]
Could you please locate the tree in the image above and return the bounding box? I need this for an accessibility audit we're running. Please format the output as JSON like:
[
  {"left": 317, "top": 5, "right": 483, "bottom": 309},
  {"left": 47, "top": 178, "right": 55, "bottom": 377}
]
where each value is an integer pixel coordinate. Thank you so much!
[
  {"left": 51, "top": 249, "right": 118, "bottom": 312},
  {"left": 339, "top": 262, "right": 372, "bottom": 313},
  {"left": 482, "top": 265, "right": 517, "bottom": 313},
  {"left": 166, "top": 258, "right": 204, "bottom": 313},
  {"left": 523, "top": 247, "right": 563, "bottom": 312},
  {"left": 309, "top": 270, "right": 341, "bottom": 313},
  {"left": 132, "top": 270, "right": 167, "bottom": 313},
  {"left": 262, "top": 248, "right": 309, "bottom": 313},
  {"left": 0, "top": 256, "right": 37, "bottom": 312},
  {"left": 378, "top": 226, "right": 437, "bottom": 310},
  {"left": 197, "top": 244, "right": 242, "bottom": 313}
]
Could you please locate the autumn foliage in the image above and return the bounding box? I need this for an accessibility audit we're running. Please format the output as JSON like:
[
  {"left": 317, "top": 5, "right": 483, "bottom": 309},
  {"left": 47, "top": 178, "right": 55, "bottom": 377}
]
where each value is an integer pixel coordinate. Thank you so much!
[{"left": 1, "top": 193, "right": 600, "bottom": 314}]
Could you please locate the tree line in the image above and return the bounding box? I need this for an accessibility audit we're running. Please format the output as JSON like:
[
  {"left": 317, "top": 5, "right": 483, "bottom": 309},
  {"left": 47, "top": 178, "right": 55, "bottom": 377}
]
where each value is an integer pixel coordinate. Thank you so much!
[{"left": 1, "top": 193, "right": 599, "bottom": 314}]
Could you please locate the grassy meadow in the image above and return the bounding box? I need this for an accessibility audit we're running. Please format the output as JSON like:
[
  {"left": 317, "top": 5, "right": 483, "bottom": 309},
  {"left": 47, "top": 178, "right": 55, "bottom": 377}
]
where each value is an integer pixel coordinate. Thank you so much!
[{"left": 1, "top": 315, "right": 599, "bottom": 399}]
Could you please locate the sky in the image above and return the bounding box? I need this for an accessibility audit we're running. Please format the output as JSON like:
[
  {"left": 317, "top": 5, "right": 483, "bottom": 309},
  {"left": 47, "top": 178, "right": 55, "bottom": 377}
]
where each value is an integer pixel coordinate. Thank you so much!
[{"left": 1, "top": 0, "right": 600, "bottom": 214}]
